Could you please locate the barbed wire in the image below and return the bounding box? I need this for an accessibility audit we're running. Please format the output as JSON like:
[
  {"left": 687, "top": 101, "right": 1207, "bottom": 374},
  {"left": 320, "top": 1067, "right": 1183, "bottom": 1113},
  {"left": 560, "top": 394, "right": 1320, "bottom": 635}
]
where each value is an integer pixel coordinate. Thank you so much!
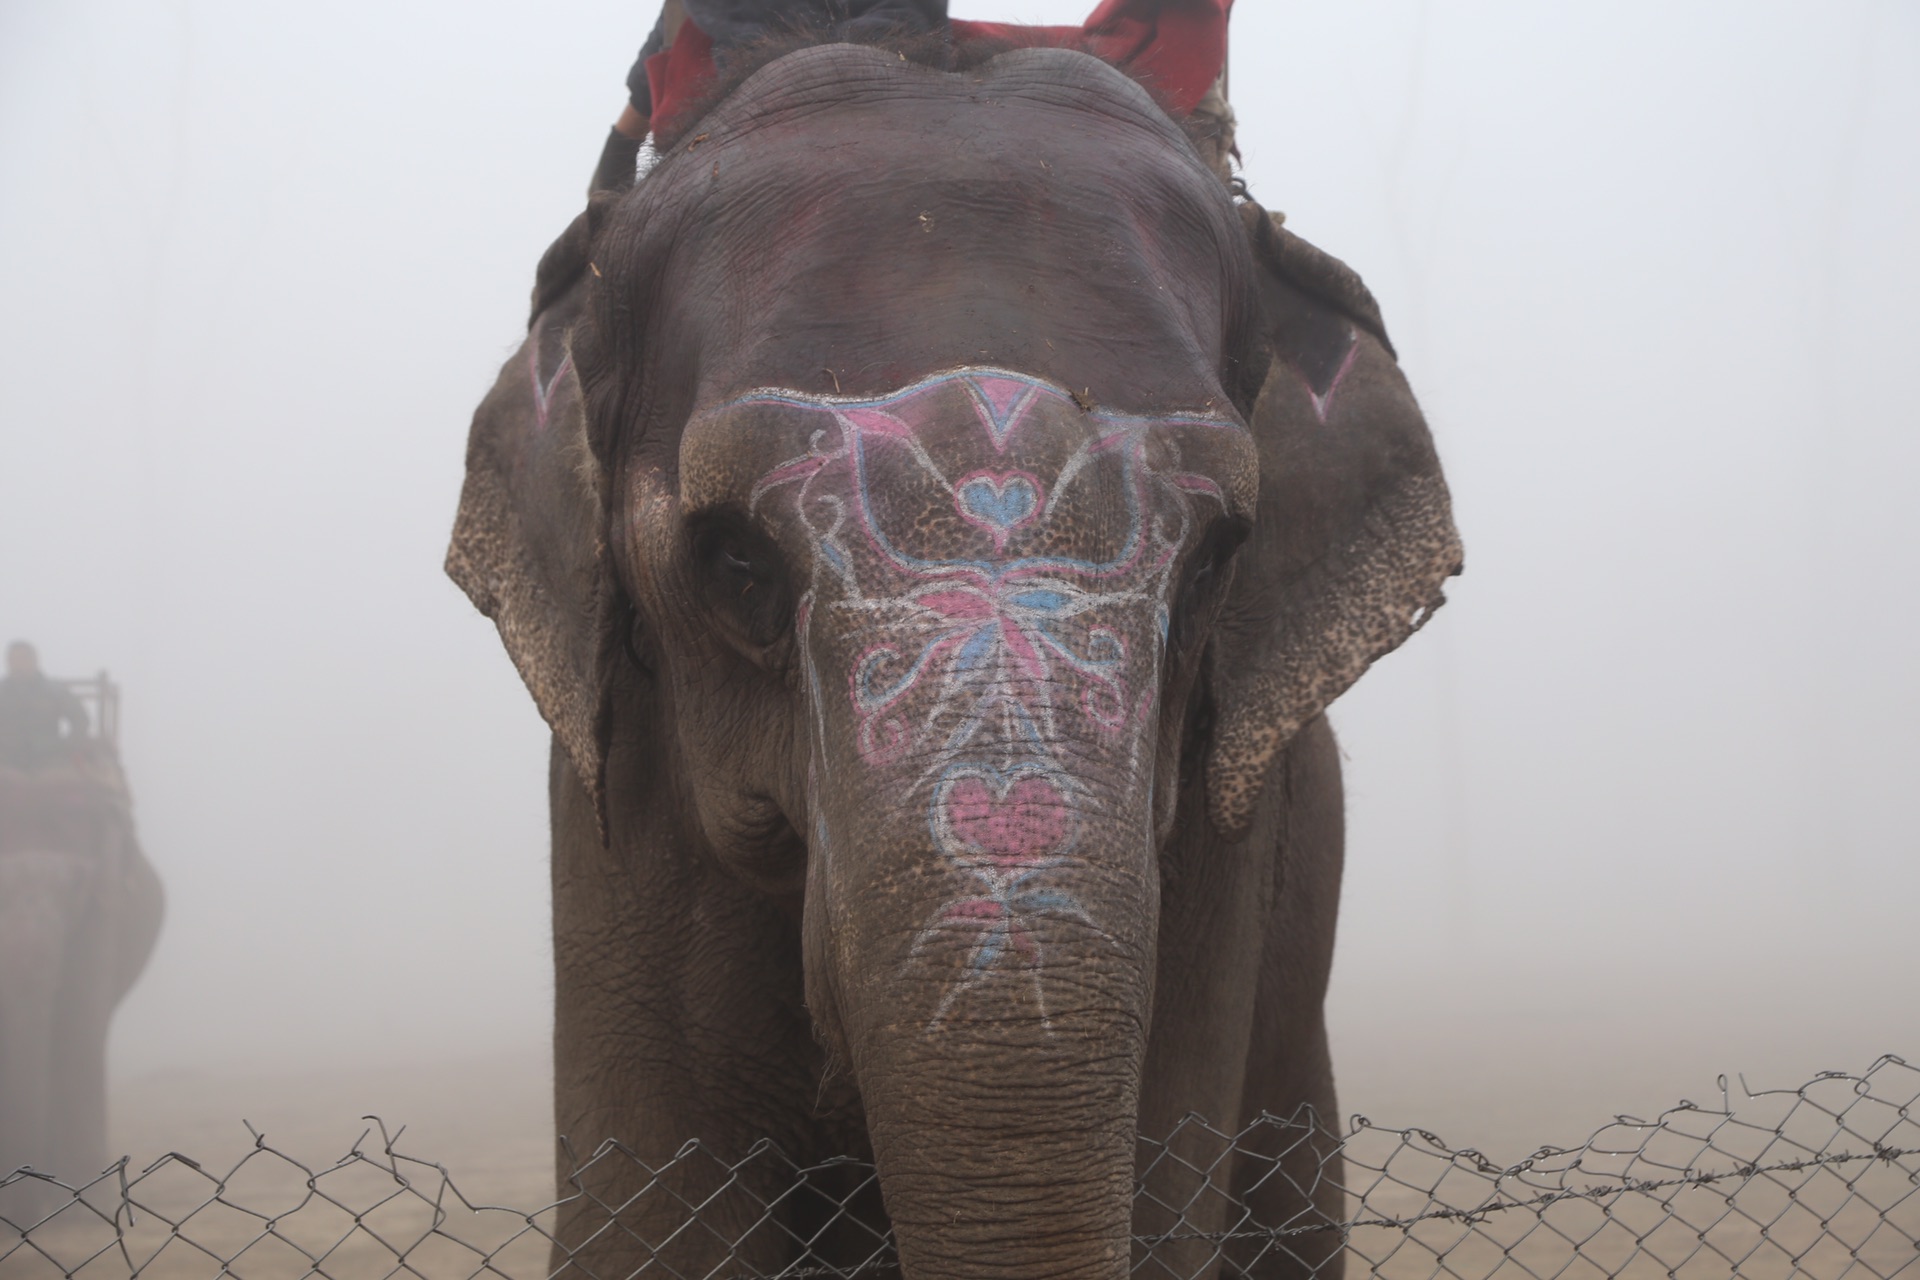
[
  {"left": 1137, "top": 1142, "right": 1920, "bottom": 1245},
  {"left": 2, "top": 1055, "right": 1914, "bottom": 1279}
]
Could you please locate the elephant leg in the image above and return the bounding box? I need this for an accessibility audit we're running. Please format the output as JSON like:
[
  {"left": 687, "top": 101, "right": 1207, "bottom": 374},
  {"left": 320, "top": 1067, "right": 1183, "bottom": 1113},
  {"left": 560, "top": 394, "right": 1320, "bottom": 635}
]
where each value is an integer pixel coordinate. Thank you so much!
[
  {"left": 786, "top": 1160, "right": 900, "bottom": 1280},
  {"left": 1134, "top": 760, "right": 1285, "bottom": 1279},
  {"left": 51, "top": 836, "right": 166, "bottom": 1186},
  {"left": 0, "top": 961, "right": 57, "bottom": 1183},
  {"left": 1229, "top": 1021, "right": 1343, "bottom": 1279},
  {"left": 0, "top": 849, "right": 107, "bottom": 1230},
  {"left": 46, "top": 941, "right": 112, "bottom": 1184},
  {"left": 1226, "top": 717, "right": 1347, "bottom": 1280},
  {"left": 545, "top": 740, "right": 836, "bottom": 1280},
  {"left": 0, "top": 852, "right": 92, "bottom": 1180}
]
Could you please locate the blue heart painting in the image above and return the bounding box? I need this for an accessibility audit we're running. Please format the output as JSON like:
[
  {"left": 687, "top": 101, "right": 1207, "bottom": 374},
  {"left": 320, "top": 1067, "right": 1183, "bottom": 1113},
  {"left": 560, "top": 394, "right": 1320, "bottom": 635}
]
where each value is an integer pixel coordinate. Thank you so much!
[{"left": 957, "top": 473, "right": 1042, "bottom": 549}]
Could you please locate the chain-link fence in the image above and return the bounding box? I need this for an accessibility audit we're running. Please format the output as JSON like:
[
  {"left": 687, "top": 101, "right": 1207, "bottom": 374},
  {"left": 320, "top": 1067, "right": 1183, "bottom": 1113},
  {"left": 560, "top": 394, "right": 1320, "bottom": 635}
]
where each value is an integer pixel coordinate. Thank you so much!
[{"left": 4, "top": 1056, "right": 1914, "bottom": 1279}]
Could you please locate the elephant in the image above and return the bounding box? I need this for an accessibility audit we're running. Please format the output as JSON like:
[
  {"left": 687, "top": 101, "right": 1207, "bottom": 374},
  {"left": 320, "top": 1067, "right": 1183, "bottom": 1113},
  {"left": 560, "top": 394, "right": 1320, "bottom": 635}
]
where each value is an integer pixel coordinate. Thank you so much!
[
  {"left": 0, "top": 746, "right": 164, "bottom": 1191},
  {"left": 448, "top": 35, "right": 1460, "bottom": 1280}
]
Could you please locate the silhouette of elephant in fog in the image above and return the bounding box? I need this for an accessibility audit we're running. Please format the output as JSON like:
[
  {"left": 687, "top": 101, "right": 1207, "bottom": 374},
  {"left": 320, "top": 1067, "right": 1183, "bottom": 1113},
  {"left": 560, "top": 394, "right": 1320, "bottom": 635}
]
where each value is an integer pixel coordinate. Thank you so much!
[{"left": 0, "top": 753, "right": 163, "bottom": 1184}]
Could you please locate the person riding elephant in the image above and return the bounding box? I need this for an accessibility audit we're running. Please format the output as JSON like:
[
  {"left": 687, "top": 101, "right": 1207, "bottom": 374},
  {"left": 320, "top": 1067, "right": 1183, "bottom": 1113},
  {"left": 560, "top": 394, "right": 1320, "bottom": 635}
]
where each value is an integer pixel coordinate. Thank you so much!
[
  {"left": 450, "top": 12, "right": 1458, "bottom": 1280},
  {"left": 591, "top": 0, "right": 1235, "bottom": 192},
  {"left": 0, "top": 642, "right": 91, "bottom": 770}
]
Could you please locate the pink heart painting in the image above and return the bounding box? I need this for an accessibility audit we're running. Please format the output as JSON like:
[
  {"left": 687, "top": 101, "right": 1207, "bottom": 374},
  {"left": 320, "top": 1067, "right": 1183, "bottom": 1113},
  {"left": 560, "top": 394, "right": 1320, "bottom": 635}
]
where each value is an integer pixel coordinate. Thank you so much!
[{"left": 938, "top": 770, "right": 1074, "bottom": 872}]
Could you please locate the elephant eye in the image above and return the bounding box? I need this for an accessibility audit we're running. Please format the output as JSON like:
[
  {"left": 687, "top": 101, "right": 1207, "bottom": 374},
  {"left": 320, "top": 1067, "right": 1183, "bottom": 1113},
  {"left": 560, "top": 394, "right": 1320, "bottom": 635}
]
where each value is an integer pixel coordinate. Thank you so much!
[
  {"left": 1170, "top": 517, "right": 1248, "bottom": 654},
  {"left": 690, "top": 514, "right": 794, "bottom": 658}
]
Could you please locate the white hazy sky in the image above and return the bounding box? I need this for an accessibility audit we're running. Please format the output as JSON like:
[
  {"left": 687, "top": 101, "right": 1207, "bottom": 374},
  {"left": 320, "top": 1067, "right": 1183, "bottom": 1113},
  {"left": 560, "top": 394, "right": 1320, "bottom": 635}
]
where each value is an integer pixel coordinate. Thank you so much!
[{"left": 2, "top": 1, "right": 1914, "bottom": 1138}]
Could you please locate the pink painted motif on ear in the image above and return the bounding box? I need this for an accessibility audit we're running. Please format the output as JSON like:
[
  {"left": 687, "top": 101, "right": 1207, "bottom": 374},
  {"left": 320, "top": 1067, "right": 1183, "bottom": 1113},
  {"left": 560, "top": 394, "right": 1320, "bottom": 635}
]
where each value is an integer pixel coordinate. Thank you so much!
[
  {"left": 1306, "top": 330, "right": 1361, "bottom": 424},
  {"left": 527, "top": 316, "right": 573, "bottom": 433}
]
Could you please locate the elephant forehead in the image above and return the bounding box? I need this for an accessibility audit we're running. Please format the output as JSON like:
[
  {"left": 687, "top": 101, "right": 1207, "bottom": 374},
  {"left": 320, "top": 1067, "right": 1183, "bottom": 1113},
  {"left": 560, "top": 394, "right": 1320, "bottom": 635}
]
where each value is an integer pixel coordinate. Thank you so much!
[{"left": 682, "top": 367, "right": 1255, "bottom": 564}]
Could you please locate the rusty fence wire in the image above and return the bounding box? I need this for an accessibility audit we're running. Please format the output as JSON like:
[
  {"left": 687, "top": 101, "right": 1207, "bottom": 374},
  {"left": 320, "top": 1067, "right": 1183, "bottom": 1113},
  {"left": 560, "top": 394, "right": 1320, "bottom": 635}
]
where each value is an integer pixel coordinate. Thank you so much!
[{"left": 3, "top": 1056, "right": 1914, "bottom": 1279}]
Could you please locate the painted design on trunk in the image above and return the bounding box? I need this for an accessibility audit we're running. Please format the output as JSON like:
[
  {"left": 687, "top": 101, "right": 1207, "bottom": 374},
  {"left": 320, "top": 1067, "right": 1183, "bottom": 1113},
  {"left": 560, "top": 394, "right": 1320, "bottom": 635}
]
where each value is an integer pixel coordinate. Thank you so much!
[
  {"left": 917, "top": 760, "right": 1095, "bottom": 1016},
  {"left": 745, "top": 368, "right": 1238, "bottom": 1021}
]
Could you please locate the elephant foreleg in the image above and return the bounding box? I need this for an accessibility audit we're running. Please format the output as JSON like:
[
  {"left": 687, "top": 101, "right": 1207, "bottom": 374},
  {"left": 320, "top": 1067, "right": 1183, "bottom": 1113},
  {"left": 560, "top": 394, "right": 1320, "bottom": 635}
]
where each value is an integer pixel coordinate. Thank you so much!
[
  {"left": 0, "top": 851, "right": 93, "bottom": 1181},
  {"left": 1227, "top": 717, "right": 1347, "bottom": 1280},
  {"left": 50, "top": 836, "right": 167, "bottom": 1183},
  {"left": 545, "top": 740, "right": 831, "bottom": 1280},
  {"left": 44, "top": 949, "right": 113, "bottom": 1183}
]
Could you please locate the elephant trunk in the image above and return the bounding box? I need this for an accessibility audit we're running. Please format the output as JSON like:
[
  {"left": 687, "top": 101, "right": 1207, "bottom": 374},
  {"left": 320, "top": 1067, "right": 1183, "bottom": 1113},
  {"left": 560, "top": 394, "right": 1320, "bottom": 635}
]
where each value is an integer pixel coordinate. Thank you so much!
[
  {"left": 747, "top": 362, "right": 1232, "bottom": 1276},
  {"left": 806, "top": 734, "right": 1161, "bottom": 1280}
]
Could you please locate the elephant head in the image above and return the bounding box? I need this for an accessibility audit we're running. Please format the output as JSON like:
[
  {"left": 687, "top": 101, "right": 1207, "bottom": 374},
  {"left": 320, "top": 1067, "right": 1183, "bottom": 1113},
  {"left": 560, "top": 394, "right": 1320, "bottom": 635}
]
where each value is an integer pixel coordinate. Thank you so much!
[{"left": 450, "top": 38, "right": 1458, "bottom": 1280}]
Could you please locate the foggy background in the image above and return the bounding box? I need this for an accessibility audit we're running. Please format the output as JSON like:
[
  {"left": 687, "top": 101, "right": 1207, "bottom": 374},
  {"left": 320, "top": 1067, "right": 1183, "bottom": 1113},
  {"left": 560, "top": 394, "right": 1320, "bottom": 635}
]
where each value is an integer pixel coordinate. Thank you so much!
[{"left": 2, "top": 0, "right": 1914, "bottom": 1168}]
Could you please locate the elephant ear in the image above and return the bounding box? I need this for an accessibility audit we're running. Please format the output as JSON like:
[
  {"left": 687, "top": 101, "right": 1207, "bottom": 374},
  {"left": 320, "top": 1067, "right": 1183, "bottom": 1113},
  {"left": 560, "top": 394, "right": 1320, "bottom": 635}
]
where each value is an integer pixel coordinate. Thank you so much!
[
  {"left": 446, "top": 208, "right": 621, "bottom": 824},
  {"left": 1204, "top": 202, "right": 1464, "bottom": 840}
]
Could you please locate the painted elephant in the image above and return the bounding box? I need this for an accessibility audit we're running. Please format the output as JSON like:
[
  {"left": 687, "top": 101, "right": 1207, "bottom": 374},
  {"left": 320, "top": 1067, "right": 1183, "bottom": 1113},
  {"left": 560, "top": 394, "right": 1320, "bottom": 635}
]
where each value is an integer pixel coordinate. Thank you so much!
[
  {"left": 0, "top": 747, "right": 163, "bottom": 1188},
  {"left": 448, "top": 36, "right": 1459, "bottom": 1280}
]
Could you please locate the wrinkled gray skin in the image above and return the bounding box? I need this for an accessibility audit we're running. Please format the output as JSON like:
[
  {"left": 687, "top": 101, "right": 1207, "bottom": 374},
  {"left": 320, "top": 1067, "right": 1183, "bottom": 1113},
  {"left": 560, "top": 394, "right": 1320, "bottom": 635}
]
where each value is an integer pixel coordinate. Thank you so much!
[
  {"left": 450, "top": 42, "right": 1460, "bottom": 1280},
  {"left": 0, "top": 756, "right": 163, "bottom": 1188}
]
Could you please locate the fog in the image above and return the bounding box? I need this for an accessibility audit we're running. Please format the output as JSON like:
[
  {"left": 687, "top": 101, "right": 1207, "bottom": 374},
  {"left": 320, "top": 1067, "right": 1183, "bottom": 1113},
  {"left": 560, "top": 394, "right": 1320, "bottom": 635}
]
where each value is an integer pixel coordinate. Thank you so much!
[{"left": 2, "top": 0, "right": 1915, "bottom": 1162}]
